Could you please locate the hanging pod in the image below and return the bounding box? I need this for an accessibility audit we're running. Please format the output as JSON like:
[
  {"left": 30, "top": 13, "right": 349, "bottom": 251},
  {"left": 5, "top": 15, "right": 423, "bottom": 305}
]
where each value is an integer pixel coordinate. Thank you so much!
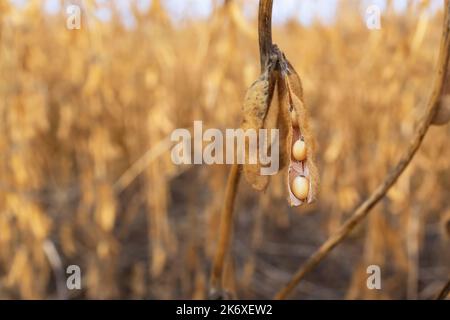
[
  {"left": 241, "top": 58, "right": 278, "bottom": 191},
  {"left": 241, "top": 48, "right": 319, "bottom": 206},
  {"left": 282, "top": 68, "right": 319, "bottom": 206}
]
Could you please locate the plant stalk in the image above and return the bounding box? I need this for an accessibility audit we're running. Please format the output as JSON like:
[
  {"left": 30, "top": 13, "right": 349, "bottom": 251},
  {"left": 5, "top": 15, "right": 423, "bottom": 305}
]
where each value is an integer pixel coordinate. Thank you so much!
[
  {"left": 209, "top": 164, "right": 241, "bottom": 298},
  {"left": 258, "top": 0, "right": 273, "bottom": 72}
]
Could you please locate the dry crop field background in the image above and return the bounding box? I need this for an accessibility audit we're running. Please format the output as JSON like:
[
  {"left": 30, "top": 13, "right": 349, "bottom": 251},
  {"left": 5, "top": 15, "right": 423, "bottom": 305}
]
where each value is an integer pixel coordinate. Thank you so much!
[{"left": 0, "top": 0, "right": 449, "bottom": 300}]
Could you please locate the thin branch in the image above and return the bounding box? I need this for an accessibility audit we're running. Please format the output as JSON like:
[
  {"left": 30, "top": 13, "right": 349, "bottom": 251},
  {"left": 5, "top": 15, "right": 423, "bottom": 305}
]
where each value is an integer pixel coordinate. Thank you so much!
[
  {"left": 275, "top": 0, "right": 450, "bottom": 300},
  {"left": 113, "top": 136, "right": 174, "bottom": 193},
  {"left": 42, "top": 240, "right": 67, "bottom": 300},
  {"left": 435, "top": 276, "right": 450, "bottom": 300},
  {"left": 209, "top": 163, "right": 241, "bottom": 298}
]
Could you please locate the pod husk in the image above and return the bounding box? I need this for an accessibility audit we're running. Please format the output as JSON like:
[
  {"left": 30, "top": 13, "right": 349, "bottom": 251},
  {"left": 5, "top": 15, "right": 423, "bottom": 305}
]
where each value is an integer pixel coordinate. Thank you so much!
[
  {"left": 241, "top": 70, "right": 273, "bottom": 191},
  {"left": 241, "top": 50, "right": 320, "bottom": 205},
  {"left": 283, "top": 70, "right": 320, "bottom": 206}
]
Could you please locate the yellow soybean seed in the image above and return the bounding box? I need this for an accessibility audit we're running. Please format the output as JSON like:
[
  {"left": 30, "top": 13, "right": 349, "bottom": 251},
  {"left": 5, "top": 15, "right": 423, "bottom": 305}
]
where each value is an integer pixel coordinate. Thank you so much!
[
  {"left": 292, "top": 139, "right": 306, "bottom": 161},
  {"left": 291, "top": 176, "right": 309, "bottom": 200}
]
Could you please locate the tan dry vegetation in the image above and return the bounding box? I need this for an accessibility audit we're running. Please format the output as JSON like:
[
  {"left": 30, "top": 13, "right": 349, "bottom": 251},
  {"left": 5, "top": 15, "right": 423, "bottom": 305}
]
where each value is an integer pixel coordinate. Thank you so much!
[{"left": 0, "top": 0, "right": 448, "bottom": 299}]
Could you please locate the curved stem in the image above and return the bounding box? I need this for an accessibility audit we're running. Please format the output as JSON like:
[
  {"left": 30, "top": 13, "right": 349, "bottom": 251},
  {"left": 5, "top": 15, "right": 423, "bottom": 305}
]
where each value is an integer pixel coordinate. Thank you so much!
[
  {"left": 275, "top": 0, "right": 450, "bottom": 300},
  {"left": 209, "top": 164, "right": 241, "bottom": 298}
]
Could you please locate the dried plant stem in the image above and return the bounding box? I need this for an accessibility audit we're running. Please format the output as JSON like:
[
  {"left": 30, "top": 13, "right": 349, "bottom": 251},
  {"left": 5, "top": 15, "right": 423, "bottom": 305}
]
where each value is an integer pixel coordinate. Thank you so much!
[
  {"left": 42, "top": 240, "right": 67, "bottom": 300},
  {"left": 435, "top": 276, "right": 450, "bottom": 300},
  {"left": 258, "top": 0, "right": 273, "bottom": 72},
  {"left": 210, "top": 163, "right": 241, "bottom": 297},
  {"left": 275, "top": 0, "right": 450, "bottom": 300},
  {"left": 113, "top": 136, "right": 174, "bottom": 193}
]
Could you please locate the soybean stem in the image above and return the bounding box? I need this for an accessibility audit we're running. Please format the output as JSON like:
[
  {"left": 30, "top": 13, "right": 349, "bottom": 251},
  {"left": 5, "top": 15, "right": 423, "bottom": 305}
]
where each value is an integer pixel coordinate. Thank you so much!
[
  {"left": 210, "top": 164, "right": 241, "bottom": 297},
  {"left": 258, "top": 0, "right": 273, "bottom": 72}
]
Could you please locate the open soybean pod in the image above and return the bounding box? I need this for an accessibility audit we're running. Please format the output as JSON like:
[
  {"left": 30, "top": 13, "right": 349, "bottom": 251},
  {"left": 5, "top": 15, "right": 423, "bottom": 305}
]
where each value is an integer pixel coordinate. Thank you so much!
[{"left": 281, "top": 67, "right": 319, "bottom": 207}]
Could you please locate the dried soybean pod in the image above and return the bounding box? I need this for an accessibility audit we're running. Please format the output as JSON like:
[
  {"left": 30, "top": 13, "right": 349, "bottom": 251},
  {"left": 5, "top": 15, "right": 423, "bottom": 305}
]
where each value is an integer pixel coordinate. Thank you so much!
[
  {"left": 285, "top": 74, "right": 320, "bottom": 206},
  {"left": 243, "top": 74, "right": 282, "bottom": 191},
  {"left": 286, "top": 59, "right": 304, "bottom": 100},
  {"left": 283, "top": 76, "right": 307, "bottom": 206},
  {"left": 241, "top": 70, "right": 272, "bottom": 191},
  {"left": 241, "top": 70, "right": 271, "bottom": 131},
  {"left": 277, "top": 75, "right": 294, "bottom": 172}
]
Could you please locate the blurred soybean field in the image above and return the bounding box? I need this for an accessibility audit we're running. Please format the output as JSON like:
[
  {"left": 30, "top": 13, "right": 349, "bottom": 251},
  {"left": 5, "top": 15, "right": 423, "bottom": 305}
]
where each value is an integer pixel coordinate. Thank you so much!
[{"left": 0, "top": 0, "right": 449, "bottom": 299}]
